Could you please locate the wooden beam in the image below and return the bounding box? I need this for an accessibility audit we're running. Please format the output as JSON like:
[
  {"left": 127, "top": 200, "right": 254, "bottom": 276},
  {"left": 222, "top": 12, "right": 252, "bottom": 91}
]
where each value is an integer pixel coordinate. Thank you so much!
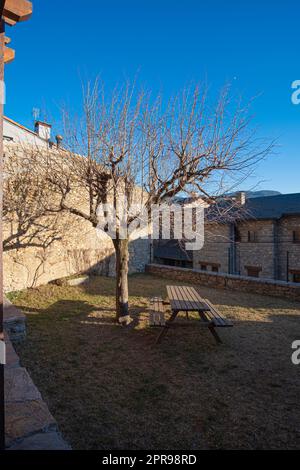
[
  {"left": 4, "top": 45, "right": 14, "bottom": 63},
  {"left": 0, "top": 0, "right": 5, "bottom": 18},
  {"left": 3, "top": 16, "right": 15, "bottom": 25},
  {"left": 3, "top": 0, "right": 32, "bottom": 24},
  {"left": 0, "top": 18, "right": 5, "bottom": 453}
]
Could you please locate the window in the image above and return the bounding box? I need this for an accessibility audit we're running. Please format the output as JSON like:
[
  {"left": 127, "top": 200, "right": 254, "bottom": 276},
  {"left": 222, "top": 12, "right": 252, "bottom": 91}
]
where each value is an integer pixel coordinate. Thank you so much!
[
  {"left": 234, "top": 226, "right": 241, "bottom": 242},
  {"left": 293, "top": 274, "right": 300, "bottom": 283},
  {"left": 163, "top": 259, "right": 175, "bottom": 266},
  {"left": 290, "top": 271, "right": 300, "bottom": 283},
  {"left": 246, "top": 266, "right": 261, "bottom": 278},
  {"left": 248, "top": 230, "right": 257, "bottom": 242},
  {"left": 293, "top": 230, "right": 300, "bottom": 243},
  {"left": 199, "top": 261, "right": 220, "bottom": 272},
  {"left": 173, "top": 259, "right": 192, "bottom": 268}
]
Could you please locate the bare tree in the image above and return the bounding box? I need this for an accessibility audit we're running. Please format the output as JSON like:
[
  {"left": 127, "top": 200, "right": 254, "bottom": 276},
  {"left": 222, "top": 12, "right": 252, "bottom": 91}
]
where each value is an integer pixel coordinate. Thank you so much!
[{"left": 40, "top": 81, "right": 271, "bottom": 324}]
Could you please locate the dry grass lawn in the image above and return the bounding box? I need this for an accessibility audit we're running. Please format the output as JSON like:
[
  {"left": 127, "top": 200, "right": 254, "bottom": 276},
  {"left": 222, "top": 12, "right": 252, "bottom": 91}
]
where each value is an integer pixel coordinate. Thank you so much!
[{"left": 9, "top": 273, "right": 300, "bottom": 450}]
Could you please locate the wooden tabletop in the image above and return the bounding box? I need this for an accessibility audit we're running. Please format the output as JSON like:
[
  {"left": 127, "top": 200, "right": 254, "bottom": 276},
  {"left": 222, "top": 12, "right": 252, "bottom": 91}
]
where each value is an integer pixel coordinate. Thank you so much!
[{"left": 167, "top": 285, "right": 209, "bottom": 313}]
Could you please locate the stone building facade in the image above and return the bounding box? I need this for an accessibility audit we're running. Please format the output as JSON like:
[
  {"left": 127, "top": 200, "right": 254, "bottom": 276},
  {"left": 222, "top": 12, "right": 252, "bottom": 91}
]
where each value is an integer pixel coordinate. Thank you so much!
[
  {"left": 192, "top": 222, "right": 231, "bottom": 274},
  {"left": 193, "top": 194, "right": 300, "bottom": 282},
  {"left": 3, "top": 117, "right": 150, "bottom": 292},
  {"left": 153, "top": 193, "right": 300, "bottom": 283},
  {"left": 277, "top": 216, "right": 300, "bottom": 282}
]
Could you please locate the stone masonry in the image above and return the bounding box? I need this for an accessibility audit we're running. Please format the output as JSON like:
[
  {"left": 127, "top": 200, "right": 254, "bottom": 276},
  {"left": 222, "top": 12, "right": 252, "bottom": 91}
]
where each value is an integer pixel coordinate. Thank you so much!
[
  {"left": 193, "top": 222, "right": 231, "bottom": 274},
  {"left": 146, "top": 264, "right": 300, "bottom": 302},
  {"left": 193, "top": 215, "right": 300, "bottom": 282},
  {"left": 4, "top": 140, "right": 150, "bottom": 293}
]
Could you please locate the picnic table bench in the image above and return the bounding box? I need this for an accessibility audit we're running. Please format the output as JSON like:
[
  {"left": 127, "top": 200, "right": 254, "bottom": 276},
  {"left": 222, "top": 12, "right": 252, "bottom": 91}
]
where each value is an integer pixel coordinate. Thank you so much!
[
  {"left": 149, "top": 285, "right": 232, "bottom": 344},
  {"left": 149, "top": 297, "right": 166, "bottom": 326}
]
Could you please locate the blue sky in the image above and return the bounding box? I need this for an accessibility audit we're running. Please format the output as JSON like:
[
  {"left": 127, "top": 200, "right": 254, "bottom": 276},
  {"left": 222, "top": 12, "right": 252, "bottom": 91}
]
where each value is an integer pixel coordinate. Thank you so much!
[{"left": 5, "top": 0, "right": 300, "bottom": 194}]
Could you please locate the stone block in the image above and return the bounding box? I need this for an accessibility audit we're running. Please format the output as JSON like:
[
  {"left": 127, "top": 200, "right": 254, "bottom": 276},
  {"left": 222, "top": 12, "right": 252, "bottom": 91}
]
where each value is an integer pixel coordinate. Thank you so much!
[
  {"left": 5, "top": 340, "right": 20, "bottom": 369},
  {"left": 5, "top": 367, "right": 42, "bottom": 403},
  {"left": 4, "top": 298, "right": 26, "bottom": 342},
  {"left": 5, "top": 400, "right": 57, "bottom": 448},
  {"left": 67, "top": 275, "right": 89, "bottom": 286},
  {"left": 8, "top": 431, "right": 71, "bottom": 450}
]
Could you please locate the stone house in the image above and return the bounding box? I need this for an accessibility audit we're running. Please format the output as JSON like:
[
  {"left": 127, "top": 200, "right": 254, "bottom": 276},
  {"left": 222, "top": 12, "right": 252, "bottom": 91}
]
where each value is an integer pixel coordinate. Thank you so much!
[
  {"left": 153, "top": 192, "right": 300, "bottom": 283},
  {"left": 193, "top": 193, "right": 300, "bottom": 282},
  {"left": 3, "top": 116, "right": 150, "bottom": 292},
  {"left": 4, "top": 116, "right": 51, "bottom": 148}
]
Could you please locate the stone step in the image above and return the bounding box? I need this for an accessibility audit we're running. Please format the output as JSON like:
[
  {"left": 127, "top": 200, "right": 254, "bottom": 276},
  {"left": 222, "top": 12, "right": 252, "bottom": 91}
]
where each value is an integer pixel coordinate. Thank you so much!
[
  {"left": 3, "top": 300, "right": 72, "bottom": 450},
  {"left": 4, "top": 340, "right": 20, "bottom": 369},
  {"left": 4, "top": 298, "right": 26, "bottom": 342},
  {"left": 5, "top": 367, "right": 41, "bottom": 403},
  {"left": 8, "top": 431, "right": 71, "bottom": 450},
  {"left": 67, "top": 275, "right": 89, "bottom": 286},
  {"left": 5, "top": 400, "right": 58, "bottom": 448}
]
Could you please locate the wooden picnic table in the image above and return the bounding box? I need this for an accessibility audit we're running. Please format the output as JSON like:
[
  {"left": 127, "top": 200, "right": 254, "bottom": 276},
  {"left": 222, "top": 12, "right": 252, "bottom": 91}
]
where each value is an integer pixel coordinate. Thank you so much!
[
  {"left": 156, "top": 285, "right": 229, "bottom": 344},
  {"left": 166, "top": 285, "right": 209, "bottom": 314}
]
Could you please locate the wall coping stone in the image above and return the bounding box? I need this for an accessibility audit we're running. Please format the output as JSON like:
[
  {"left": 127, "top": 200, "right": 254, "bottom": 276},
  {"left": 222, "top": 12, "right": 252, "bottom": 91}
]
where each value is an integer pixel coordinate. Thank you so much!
[
  {"left": 146, "top": 264, "right": 300, "bottom": 301},
  {"left": 148, "top": 264, "right": 300, "bottom": 288}
]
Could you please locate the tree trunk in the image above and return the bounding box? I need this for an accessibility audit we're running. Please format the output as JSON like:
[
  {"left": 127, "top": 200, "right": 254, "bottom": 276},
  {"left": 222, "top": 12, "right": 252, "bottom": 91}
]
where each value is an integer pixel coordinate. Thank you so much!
[{"left": 114, "top": 238, "right": 131, "bottom": 325}]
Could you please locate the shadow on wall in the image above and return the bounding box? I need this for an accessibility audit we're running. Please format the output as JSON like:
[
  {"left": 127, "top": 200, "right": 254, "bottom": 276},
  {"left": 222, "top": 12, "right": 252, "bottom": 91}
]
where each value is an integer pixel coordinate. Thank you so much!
[
  {"left": 87, "top": 238, "right": 150, "bottom": 278},
  {"left": 4, "top": 236, "right": 150, "bottom": 292}
]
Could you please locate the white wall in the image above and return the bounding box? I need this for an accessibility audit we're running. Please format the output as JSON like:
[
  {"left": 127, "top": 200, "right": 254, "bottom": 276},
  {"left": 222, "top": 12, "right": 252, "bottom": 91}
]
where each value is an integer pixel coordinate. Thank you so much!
[{"left": 4, "top": 118, "right": 48, "bottom": 148}]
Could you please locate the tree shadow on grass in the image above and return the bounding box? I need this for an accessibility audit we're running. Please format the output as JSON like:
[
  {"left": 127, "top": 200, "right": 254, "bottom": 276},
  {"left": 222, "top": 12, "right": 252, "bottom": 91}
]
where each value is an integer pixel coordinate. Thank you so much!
[
  {"left": 13, "top": 292, "right": 300, "bottom": 450},
  {"left": 17, "top": 298, "right": 151, "bottom": 336}
]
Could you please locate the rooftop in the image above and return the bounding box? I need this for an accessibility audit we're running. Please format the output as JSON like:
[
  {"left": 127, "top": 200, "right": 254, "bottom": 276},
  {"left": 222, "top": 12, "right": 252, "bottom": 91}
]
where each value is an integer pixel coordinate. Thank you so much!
[
  {"left": 206, "top": 192, "right": 300, "bottom": 223},
  {"left": 241, "top": 192, "right": 300, "bottom": 220}
]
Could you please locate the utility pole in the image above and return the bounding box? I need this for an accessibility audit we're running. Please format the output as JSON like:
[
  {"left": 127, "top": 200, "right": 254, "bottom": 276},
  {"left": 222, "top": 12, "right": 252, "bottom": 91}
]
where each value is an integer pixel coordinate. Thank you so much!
[{"left": 0, "top": 0, "right": 32, "bottom": 451}]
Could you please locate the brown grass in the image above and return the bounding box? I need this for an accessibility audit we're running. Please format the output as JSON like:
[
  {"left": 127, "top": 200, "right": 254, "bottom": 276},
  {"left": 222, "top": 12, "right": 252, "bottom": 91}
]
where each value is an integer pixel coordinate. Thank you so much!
[{"left": 10, "top": 273, "right": 300, "bottom": 450}]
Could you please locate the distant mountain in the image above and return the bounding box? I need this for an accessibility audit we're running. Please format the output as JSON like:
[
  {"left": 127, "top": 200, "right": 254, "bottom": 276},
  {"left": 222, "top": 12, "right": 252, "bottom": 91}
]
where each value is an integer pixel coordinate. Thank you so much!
[
  {"left": 243, "top": 190, "right": 281, "bottom": 199},
  {"left": 173, "top": 190, "right": 282, "bottom": 203},
  {"left": 228, "top": 190, "right": 282, "bottom": 199}
]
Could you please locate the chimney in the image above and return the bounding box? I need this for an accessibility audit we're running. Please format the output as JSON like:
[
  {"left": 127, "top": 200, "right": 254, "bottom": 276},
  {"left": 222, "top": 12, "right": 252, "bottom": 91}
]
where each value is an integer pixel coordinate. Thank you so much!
[
  {"left": 55, "top": 134, "right": 63, "bottom": 148},
  {"left": 34, "top": 121, "right": 51, "bottom": 141},
  {"left": 236, "top": 191, "right": 246, "bottom": 205}
]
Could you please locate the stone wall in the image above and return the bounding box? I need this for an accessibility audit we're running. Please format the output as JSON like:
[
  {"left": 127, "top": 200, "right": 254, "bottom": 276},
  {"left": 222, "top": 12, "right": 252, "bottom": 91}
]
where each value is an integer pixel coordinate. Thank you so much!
[
  {"left": 193, "top": 223, "right": 231, "bottom": 273},
  {"left": 236, "top": 219, "right": 276, "bottom": 278},
  {"left": 146, "top": 264, "right": 300, "bottom": 302},
  {"left": 3, "top": 141, "right": 150, "bottom": 292},
  {"left": 4, "top": 223, "right": 150, "bottom": 292},
  {"left": 277, "top": 216, "right": 300, "bottom": 281}
]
